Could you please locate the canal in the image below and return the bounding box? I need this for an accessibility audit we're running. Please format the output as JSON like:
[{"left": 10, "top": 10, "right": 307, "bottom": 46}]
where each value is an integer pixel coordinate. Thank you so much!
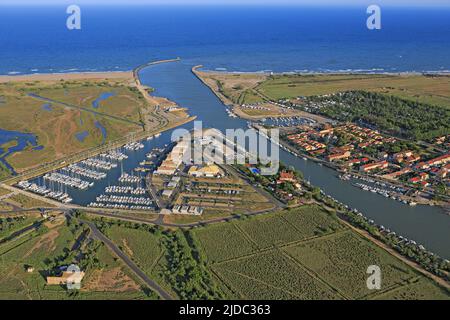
[{"left": 138, "top": 60, "right": 450, "bottom": 259}]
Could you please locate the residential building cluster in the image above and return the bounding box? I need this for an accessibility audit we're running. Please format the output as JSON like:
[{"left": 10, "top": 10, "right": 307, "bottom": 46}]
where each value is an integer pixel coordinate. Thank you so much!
[{"left": 284, "top": 123, "right": 450, "bottom": 192}]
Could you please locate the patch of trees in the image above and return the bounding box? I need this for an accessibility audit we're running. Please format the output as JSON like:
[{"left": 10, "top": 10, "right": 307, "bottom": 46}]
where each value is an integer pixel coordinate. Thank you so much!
[
  {"left": 44, "top": 219, "right": 88, "bottom": 274},
  {"left": 0, "top": 216, "right": 27, "bottom": 234},
  {"left": 78, "top": 240, "right": 106, "bottom": 271},
  {"left": 93, "top": 218, "right": 224, "bottom": 299},
  {"left": 307, "top": 91, "right": 450, "bottom": 140},
  {"left": 161, "top": 230, "right": 224, "bottom": 300}
]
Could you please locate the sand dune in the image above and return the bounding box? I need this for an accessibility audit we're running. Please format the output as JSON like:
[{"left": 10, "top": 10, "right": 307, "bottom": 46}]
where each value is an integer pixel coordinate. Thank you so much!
[{"left": 0, "top": 71, "right": 133, "bottom": 83}]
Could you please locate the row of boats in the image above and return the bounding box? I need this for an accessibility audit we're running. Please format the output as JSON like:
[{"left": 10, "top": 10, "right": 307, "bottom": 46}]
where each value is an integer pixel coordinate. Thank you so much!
[
  {"left": 16, "top": 137, "right": 161, "bottom": 206},
  {"left": 321, "top": 191, "right": 429, "bottom": 252},
  {"left": 118, "top": 173, "right": 142, "bottom": 184},
  {"left": 146, "top": 147, "right": 165, "bottom": 159},
  {"left": 17, "top": 181, "right": 73, "bottom": 203},
  {"left": 226, "top": 107, "right": 238, "bottom": 118},
  {"left": 100, "top": 150, "right": 128, "bottom": 161},
  {"left": 146, "top": 133, "right": 162, "bottom": 141},
  {"left": 261, "top": 116, "right": 316, "bottom": 127},
  {"left": 353, "top": 182, "right": 417, "bottom": 206},
  {"left": 105, "top": 185, "right": 147, "bottom": 195},
  {"left": 357, "top": 175, "right": 406, "bottom": 193},
  {"left": 124, "top": 141, "right": 145, "bottom": 151},
  {"left": 95, "top": 194, "right": 153, "bottom": 205},
  {"left": 62, "top": 164, "right": 107, "bottom": 180},
  {"left": 81, "top": 158, "right": 118, "bottom": 171},
  {"left": 43, "top": 172, "right": 93, "bottom": 190},
  {"left": 87, "top": 202, "right": 154, "bottom": 210}
]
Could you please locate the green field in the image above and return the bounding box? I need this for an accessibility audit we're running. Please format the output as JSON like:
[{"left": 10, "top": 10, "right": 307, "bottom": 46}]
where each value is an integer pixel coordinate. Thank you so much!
[
  {"left": 0, "top": 216, "right": 40, "bottom": 241},
  {"left": 102, "top": 223, "right": 182, "bottom": 298},
  {"left": 104, "top": 225, "right": 170, "bottom": 294},
  {"left": 5, "top": 194, "right": 53, "bottom": 209},
  {"left": 214, "top": 249, "right": 340, "bottom": 299},
  {"left": 0, "top": 162, "right": 12, "bottom": 180},
  {"left": 98, "top": 220, "right": 227, "bottom": 300},
  {"left": 1, "top": 207, "right": 447, "bottom": 300},
  {"left": 256, "top": 74, "right": 450, "bottom": 108},
  {"left": 284, "top": 231, "right": 418, "bottom": 299},
  {"left": 373, "top": 278, "right": 450, "bottom": 300},
  {"left": 0, "top": 78, "right": 144, "bottom": 176},
  {"left": 190, "top": 222, "right": 258, "bottom": 263},
  {"left": 190, "top": 205, "right": 450, "bottom": 300},
  {"left": 198, "top": 72, "right": 450, "bottom": 109},
  {"left": 34, "top": 82, "right": 144, "bottom": 123},
  {"left": 0, "top": 187, "right": 10, "bottom": 197},
  {"left": 0, "top": 218, "right": 150, "bottom": 300}
]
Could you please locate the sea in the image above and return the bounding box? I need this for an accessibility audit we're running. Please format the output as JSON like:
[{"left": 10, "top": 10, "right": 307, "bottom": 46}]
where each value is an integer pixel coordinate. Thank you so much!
[
  {"left": 1, "top": 5, "right": 449, "bottom": 257},
  {"left": 0, "top": 5, "right": 449, "bottom": 75}
]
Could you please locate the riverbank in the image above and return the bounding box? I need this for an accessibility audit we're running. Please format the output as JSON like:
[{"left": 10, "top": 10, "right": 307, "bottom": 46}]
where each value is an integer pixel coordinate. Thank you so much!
[
  {"left": 252, "top": 123, "right": 447, "bottom": 210},
  {"left": 0, "top": 59, "right": 195, "bottom": 184},
  {"left": 194, "top": 67, "right": 448, "bottom": 210},
  {"left": 2, "top": 60, "right": 449, "bottom": 295}
]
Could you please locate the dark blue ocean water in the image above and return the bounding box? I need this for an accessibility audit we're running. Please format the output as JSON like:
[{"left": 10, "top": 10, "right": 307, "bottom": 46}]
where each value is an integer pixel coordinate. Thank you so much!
[{"left": 0, "top": 5, "right": 449, "bottom": 74}]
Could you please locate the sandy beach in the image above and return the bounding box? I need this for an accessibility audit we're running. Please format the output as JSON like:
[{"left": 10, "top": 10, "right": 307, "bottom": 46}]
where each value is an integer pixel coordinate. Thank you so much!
[{"left": 0, "top": 71, "right": 133, "bottom": 83}]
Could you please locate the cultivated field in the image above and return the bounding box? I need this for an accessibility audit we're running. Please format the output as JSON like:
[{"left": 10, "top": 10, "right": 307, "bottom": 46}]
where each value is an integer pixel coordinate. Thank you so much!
[
  {"left": 105, "top": 225, "right": 163, "bottom": 276},
  {"left": 0, "top": 216, "right": 149, "bottom": 300},
  {"left": 258, "top": 74, "right": 450, "bottom": 108},
  {"left": 103, "top": 224, "right": 177, "bottom": 298},
  {"left": 191, "top": 222, "right": 258, "bottom": 263},
  {"left": 195, "top": 70, "right": 266, "bottom": 105},
  {"left": 196, "top": 71, "right": 450, "bottom": 109},
  {"left": 190, "top": 205, "right": 450, "bottom": 300}
]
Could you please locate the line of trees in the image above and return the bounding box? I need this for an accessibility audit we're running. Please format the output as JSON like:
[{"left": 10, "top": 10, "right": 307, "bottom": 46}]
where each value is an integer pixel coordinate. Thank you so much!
[{"left": 306, "top": 91, "right": 450, "bottom": 141}]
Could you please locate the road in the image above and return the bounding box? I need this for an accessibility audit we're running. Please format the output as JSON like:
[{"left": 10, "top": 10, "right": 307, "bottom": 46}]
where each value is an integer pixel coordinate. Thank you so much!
[
  {"left": 222, "top": 163, "right": 285, "bottom": 210},
  {"left": 145, "top": 174, "right": 164, "bottom": 210},
  {"left": 80, "top": 204, "right": 277, "bottom": 228},
  {"left": 81, "top": 219, "right": 173, "bottom": 300}
]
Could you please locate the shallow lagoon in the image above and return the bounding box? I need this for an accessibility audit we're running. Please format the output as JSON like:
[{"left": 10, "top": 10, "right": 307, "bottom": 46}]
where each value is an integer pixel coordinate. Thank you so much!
[
  {"left": 0, "top": 128, "right": 41, "bottom": 174},
  {"left": 92, "top": 92, "right": 115, "bottom": 109}
]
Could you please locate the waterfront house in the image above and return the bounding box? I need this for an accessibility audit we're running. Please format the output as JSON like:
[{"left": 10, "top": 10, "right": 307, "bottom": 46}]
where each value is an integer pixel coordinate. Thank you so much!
[{"left": 360, "top": 161, "right": 389, "bottom": 172}]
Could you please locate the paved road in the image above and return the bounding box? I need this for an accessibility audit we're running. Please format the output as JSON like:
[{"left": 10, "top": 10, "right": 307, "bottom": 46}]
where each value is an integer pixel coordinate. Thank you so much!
[
  {"left": 145, "top": 174, "right": 164, "bottom": 210},
  {"left": 82, "top": 205, "right": 277, "bottom": 228},
  {"left": 81, "top": 219, "right": 173, "bottom": 300}
]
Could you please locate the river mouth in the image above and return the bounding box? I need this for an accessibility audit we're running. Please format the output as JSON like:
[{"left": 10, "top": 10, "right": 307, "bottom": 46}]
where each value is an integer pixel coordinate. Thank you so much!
[
  {"left": 20, "top": 60, "right": 450, "bottom": 259},
  {"left": 137, "top": 61, "right": 450, "bottom": 259}
]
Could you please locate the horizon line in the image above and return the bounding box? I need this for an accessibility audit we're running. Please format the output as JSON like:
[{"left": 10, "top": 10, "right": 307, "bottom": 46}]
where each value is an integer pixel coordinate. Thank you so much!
[{"left": 1, "top": 3, "right": 450, "bottom": 8}]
